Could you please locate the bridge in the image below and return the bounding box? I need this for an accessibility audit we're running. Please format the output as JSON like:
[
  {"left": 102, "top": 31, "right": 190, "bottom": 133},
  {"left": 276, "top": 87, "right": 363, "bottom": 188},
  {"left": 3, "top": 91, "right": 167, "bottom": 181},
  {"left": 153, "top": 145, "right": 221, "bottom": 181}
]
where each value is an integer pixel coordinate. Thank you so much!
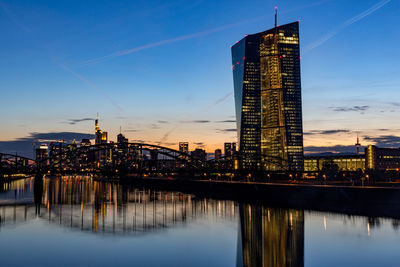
[
  {"left": 1, "top": 142, "right": 292, "bottom": 178},
  {"left": 0, "top": 142, "right": 228, "bottom": 176}
]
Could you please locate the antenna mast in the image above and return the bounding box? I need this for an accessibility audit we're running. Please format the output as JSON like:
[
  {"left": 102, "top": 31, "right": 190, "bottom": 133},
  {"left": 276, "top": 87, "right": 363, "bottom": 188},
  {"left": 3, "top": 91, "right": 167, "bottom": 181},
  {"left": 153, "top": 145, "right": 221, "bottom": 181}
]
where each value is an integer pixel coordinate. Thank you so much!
[{"left": 275, "top": 6, "right": 278, "bottom": 28}]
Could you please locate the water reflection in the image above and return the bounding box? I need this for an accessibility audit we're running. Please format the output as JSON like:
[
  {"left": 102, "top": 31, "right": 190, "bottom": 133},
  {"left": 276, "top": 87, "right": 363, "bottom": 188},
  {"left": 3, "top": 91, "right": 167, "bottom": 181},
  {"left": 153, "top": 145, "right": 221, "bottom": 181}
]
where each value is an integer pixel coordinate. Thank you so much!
[
  {"left": 1, "top": 176, "right": 400, "bottom": 266},
  {"left": 1, "top": 176, "right": 237, "bottom": 235},
  {"left": 237, "top": 205, "right": 304, "bottom": 267}
]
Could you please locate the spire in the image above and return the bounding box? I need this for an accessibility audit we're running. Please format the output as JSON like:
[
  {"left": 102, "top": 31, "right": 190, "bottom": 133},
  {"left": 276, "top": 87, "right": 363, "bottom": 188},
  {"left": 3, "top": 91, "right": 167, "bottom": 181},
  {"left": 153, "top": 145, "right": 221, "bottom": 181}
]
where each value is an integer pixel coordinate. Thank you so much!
[
  {"left": 275, "top": 6, "right": 278, "bottom": 28},
  {"left": 355, "top": 133, "right": 361, "bottom": 155},
  {"left": 95, "top": 113, "right": 99, "bottom": 132}
]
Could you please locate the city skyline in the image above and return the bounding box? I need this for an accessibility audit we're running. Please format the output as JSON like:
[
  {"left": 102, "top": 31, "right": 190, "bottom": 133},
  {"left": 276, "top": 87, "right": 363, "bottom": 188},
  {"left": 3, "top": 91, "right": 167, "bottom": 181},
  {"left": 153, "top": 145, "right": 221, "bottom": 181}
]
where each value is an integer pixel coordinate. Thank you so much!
[{"left": 1, "top": 0, "right": 400, "bottom": 156}]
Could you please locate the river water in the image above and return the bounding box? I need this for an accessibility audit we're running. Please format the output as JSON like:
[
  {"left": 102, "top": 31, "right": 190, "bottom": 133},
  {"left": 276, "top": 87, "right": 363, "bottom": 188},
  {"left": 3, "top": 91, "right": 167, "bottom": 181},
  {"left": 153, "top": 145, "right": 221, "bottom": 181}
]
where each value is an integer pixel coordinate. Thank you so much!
[{"left": 0, "top": 176, "right": 399, "bottom": 267}]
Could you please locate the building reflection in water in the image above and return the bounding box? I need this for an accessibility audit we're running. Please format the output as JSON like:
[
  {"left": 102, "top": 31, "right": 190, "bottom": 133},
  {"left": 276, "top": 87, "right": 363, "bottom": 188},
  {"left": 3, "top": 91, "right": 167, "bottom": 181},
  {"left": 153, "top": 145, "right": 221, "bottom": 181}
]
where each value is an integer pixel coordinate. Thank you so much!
[
  {"left": 0, "top": 176, "right": 237, "bottom": 234},
  {"left": 237, "top": 204, "right": 304, "bottom": 267},
  {"left": 2, "top": 176, "right": 400, "bottom": 267}
]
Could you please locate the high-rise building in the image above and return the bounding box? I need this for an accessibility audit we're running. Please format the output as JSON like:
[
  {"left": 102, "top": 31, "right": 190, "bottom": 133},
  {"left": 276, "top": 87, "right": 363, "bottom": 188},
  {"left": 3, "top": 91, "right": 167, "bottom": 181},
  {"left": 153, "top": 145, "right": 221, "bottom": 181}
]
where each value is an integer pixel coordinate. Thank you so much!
[
  {"left": 191, "top": 148, "right": 207, "bottom": 161},
  {"left": 224, "top": 142, "right": 237, "bottom": 159},
  {"left": 214, "top": 149, "right": 222, "bottom": 160},
  {"left": 117, "top": 133, "right": 128, "bottom": 143},
  {"left": 231, "top": 20, "right": 304, "bottom": 171},
  {"left": 35, "top": 144, "right": 48, "bottom": 165},
  {"left": 179, "top": 142, "right": 189, "bottom": 154}
]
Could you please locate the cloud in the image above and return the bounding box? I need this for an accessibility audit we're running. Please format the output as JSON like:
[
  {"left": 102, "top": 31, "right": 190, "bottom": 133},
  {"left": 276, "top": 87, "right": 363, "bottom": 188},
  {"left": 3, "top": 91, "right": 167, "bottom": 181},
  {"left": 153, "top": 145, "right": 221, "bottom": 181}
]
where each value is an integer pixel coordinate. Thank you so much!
[
  {"left": 193, "top": 142, "right": 205, "bottom": 148},
  {"left": 125, "top": 129, "right": 140, "bottom": 132},
  {"left": 304, "top": 0, "right": 391, "bottom": 53},
  {"left": 131, "top": 139, "right": 146, "bottom": 143},
  {"left": 0, "top": 132, "right": 94, "bottom": 158},
  {"left": 215, "top": 120, "right": 236, "bottom": 123},
  {"left": 149, "top": 124, "right": 161, "bottom": 129},
  {"left": 363, "top": 135, "right": 400, "bottom": 147},
  {"left": 157, "top": 120, "right": 168, "bottom": 124},
  {"left": 304, "top": 145, "right": 361, "bottom": 155},
  {"left": 179, "top": 120, "right": 210, "bottom": 124},
  {"left": 66, "top": 118, "right": 94, "bottom": 125},
  {"left": 304, "top": 129, "right": 350, "bottom": 135},
  {"left": 330, "top": 105, "right": 369, "bottom": 112}
]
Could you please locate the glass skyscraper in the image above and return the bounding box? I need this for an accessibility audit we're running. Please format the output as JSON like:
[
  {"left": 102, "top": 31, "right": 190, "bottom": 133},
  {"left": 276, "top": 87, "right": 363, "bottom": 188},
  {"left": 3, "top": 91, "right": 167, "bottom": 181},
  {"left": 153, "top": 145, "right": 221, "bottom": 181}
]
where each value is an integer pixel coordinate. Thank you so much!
[{"left": 231, "top": 22, "right": 304, "bottom": 171}]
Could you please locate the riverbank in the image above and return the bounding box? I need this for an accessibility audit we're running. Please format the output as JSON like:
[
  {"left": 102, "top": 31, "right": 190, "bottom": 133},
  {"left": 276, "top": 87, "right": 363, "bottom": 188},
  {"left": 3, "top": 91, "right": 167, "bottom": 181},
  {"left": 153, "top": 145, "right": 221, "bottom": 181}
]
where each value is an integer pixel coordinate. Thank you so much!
[{"left": 115, "top": 177, "right": 400, "bottom": 219}]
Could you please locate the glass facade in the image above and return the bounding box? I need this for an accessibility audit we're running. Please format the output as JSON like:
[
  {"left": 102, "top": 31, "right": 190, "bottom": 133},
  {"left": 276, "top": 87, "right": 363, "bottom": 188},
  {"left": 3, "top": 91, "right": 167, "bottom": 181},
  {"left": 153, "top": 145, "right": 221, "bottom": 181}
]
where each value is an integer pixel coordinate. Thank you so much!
[{"left": 231, "top": 22, "right": 304, "bottom": 171}]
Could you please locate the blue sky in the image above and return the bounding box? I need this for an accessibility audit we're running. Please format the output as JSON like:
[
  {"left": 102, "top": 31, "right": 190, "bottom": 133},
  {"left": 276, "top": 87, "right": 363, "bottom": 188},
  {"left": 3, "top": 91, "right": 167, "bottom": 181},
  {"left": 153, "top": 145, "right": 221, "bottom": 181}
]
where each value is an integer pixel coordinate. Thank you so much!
[{"left": 1, "top": 0, "right": 400, "bottom": 155}]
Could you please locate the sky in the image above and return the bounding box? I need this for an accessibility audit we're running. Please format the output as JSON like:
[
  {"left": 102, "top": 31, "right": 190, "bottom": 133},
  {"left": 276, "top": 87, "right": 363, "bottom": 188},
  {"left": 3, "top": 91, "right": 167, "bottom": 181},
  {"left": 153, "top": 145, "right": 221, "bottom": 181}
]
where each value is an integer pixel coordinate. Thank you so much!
[{"left": 1, "top": 0, "right": 400, "bottom": 157}]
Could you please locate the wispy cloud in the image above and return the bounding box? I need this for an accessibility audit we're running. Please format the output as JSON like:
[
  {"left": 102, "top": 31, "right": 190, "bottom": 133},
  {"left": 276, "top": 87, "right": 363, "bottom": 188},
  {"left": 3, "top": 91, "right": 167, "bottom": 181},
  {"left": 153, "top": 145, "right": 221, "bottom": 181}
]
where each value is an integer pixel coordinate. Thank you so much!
[
  {"left": 330, "top": 105, "right": 369, "bottom": 112},
  {"left": 66, "top": 118, "right": 94, "bottom": 125},
  {"left": 304, "top": 145, "right": 361, "bottom": 155},
  {"left": 180, "top": 120, "right": 210, "bottom": 124},
  {"left": 215, "top": 120, "right": 236, "bottom": 123},
  {"left": 157, "top": 120, "right": 168, "bottom": 124},
  {"left": 304, "top": 0, "right": 391, "bottom": 53},
  {"left": 0, "top": 132, "right": 94, "bottom": 158},
  {"left": 363, "top": 135, "right": 400, "bottom": 147},
  {"left": 304, "top": 129, "right": 350, "bottom": 135}
]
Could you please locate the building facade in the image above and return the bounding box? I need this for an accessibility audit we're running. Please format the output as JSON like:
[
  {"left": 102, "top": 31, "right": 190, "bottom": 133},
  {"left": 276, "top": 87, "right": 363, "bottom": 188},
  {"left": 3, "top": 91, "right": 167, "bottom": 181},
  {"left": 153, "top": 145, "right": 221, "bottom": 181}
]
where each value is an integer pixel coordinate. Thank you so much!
[
  {"left": 304, "top": 155, "right": 365, "bottom": 172},
  {"left": 231, "top": 22, "right": 304, "bottom": 171},
  {"left": 365, "top": 145, "right": 400, "bottom": 171},
  {"left": 179, "top": 142, "right": 189, "bottom": 154},
  {"left": 224, "top": 142, "right": 237, "bottom": 159}
]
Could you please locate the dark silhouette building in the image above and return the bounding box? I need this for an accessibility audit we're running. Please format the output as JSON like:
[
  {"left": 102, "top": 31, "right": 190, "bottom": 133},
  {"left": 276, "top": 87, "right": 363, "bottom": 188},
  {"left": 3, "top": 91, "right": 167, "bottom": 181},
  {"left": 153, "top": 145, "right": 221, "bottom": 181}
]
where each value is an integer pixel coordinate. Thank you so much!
[
  {"left": 214, "top": 149, "right": 222, "bottom": 160},
  {"left": 191, "top": 148, "right": 206, "bottom": 161},
  {"left": 231, "top": 21, "right": 304, "bottom": 171}
]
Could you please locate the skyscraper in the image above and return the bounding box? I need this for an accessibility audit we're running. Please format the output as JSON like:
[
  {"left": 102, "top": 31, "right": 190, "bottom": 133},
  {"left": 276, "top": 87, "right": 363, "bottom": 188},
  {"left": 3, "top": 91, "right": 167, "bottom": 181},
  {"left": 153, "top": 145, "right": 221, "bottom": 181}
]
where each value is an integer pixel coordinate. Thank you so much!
[
  {"left": 231, "top": 21, "right": 304, "bottom": 171},
  {"left": 179, "top": 142, "right": 189, "bottom": 154}
]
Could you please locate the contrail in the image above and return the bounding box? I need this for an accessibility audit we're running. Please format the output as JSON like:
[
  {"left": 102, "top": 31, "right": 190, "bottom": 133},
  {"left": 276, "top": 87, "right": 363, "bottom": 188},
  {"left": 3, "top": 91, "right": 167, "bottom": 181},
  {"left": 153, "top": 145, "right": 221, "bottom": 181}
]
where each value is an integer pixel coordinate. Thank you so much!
[
  {"left": 54, "top": 59, "right": 124, "bottom": 112},
  {"left": 205, "top": 92, "right": 233, "bottom": 111},
  {"left": 157, "top": 128, "right": 175, "bottom": 146},
  {"left": 80, "top": 21, "right": 256, "bottom": 66},
  {"left": 80, "top": 0, "right": 333, "bottom": 66},
  {"left": 304, "top": 0, "right": 391, "bottom": 54},
  {"left": 1, "top": 2, "right": 124, "bottom": 113}
]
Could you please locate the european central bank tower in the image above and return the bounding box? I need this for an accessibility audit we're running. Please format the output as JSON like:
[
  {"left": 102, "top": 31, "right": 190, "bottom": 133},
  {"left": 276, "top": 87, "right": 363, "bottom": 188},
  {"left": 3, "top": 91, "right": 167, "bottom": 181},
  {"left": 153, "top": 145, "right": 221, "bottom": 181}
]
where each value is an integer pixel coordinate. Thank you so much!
[{"left": 231, "top": 21, "right": 304, "bottom": 171}]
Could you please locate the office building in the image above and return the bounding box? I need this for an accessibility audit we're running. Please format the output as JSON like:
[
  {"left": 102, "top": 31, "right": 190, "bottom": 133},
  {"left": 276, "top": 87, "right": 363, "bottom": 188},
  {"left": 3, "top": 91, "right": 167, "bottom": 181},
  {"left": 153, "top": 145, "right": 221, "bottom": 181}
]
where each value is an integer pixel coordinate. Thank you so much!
[
  {"left": 304, "top": 155, "right": 365, "bottom": 172},
  {"left": 365, "top": 145, "right": 400, "bottom": 171},
  {"left": 179, "top": 142, "right": 189, "bottom": 154},
  {"left": 215, "top": 149, "right": 222, "bottom": 160},
  {"left": 191, "top": 148, "right": 207, "bottom": 161},
  {"left": 35, "top": 144, "right": 48, "bottom": 163},
  {"left": 231, "top": 20, "right": 304, "bottom": 171},
  {"left": 224, "top": 142, "right": 237, "bottom": 159},
  {"left": 117, "top": 133, "right": 128, "bottom": 144}
]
